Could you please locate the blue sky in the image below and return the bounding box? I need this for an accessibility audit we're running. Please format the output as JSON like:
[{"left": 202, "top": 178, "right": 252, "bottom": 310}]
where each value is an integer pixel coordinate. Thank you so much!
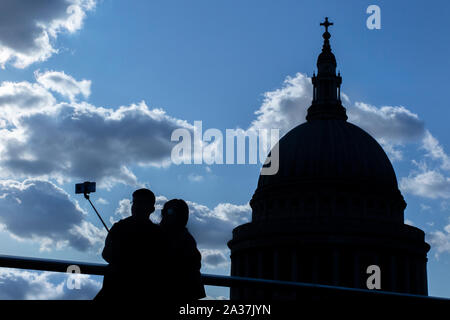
[{"left": 0, "top": 0, "right": 449, "bottom": 300}]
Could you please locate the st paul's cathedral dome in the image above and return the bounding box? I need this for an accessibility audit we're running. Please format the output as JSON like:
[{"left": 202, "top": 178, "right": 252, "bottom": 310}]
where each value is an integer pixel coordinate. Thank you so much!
[{"left": 228, "top": 18, "right": 430, "bottom": 300}]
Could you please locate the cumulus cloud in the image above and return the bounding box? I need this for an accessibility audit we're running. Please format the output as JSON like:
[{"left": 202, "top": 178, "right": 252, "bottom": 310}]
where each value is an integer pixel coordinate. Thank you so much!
[
  {"left": 3, "top": 70, "right": 430, "bottom": 190},
  {"left": 0, "top": 268, "right": 101, "bottom": 299},
  {"left": 95, "top": 197, "right": 108, "bottom": 205},
  {"left": 0, "top": 73, "right": 193, "bottom": 187},
  {"left": 0, "top": 178, "right": 105, "bottom": 252},
  {"left": 348, "top": 103, "right": 425, "bottom": 161},
  {"left": 249, "top": 72, "right": 311, "bottom": 135},
  {"left": 155, "top": 195, "right": 168, "bottom": 210},
  {"left": 426, "top": 224, "right": 450, "bottom": 258},
  {"left": 400, "top": 170, "right": 450, "bottom": 199},
  {"left": 421, "top": 131, "right": 450, "bottom": 170},
  {"left": 348, "top": 103, "right": 425, "bottom": 145},
  {"left": 186, "top": 201, "right": 251, "bottom": 249},
  {"left": 0, "top": 0, "right": 96, "bottom": 68},
  {"left": 110, "top": 198, "right": 131, "bottom": 224},
  {"left": 178, "top": 200, "right": 250, "bottom": 268},
  {"left": 35, "top": 70, "right": 91, "bottom": 101},
  {"left": 399, "top": 134, "right": 450, "bottom": 200},
  {"left": 0, "top": 80, "right": 56, "bottom": 125},
  {"left": 201, "top": 249, "right": 229, "bottom": 268}
]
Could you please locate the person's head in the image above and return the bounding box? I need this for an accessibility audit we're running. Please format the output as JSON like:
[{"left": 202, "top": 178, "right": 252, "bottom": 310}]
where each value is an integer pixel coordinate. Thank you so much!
[
  {"left": 160, "top": 199, "right": 189, "bottom": 229},
  {"left": 131, "top": 188, "right": 155, "bottom": 219}
]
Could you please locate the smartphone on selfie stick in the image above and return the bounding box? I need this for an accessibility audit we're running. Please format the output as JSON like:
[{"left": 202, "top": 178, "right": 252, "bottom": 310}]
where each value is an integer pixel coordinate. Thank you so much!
[{"left": 75, "top": 181, "right": 110, "bottom": 232}]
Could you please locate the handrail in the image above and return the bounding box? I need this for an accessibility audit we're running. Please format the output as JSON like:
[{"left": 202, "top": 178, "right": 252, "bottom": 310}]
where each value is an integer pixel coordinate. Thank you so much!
[{"left": 0, "top": 254, "right": 448, "bottom": 302}]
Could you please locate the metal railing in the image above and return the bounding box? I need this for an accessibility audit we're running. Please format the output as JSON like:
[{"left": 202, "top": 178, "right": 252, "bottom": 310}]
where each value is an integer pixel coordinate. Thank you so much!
[{"left": 0, "top": 254, "right": 448, "bottom": 302}]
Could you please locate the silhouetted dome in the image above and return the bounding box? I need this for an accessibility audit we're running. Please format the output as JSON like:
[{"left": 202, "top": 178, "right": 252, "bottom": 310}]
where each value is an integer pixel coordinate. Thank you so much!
[
  {"left": 248, "top": 23, "right": 408, "bottom": 223},
  {"left": 258, "top": 120, "right": 398, "bottom": 192},
  {"left": 229, "top": 18, "right": 430, "bottom": 300},
  {"left": 250, "top": 17, "right": 407, "bottom": 224}
]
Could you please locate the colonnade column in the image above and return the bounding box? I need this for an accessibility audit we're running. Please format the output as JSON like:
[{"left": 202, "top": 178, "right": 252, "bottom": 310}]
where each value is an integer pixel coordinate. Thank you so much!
[
  {"left": 257, "top": 250, "right": 264, "bottom": 278},
  {"left": 291, "top": 249, "right": 299, "bottom": 282},
  {"left": 332, "top": 249, "right": 339, "bottom": 286},
  {"left": 390, "top": 255, "right": 396, "bottom": 292},
  {"left": 404, "top": 256, "right": 410, "bottom": 293},
  {"left": 312, "top": 253, "right": 319, "bottom": 283},
  {"left": 353, "top": 252, "right": 360, "bottom": 288},
  {"left": 273, "top": 249, "right": 279, "bottom": 280}
]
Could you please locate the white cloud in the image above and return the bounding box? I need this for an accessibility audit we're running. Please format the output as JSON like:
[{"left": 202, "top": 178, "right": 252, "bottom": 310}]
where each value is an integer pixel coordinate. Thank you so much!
[
  {"left": 427, "top": 224, "right": 450, "bottom": 258},
  {"left": 0, "top": 70, "right": 432, "bottom": 191},
  {"left": 35, "top": 70, "right": 91, "bottom": 101},
  {"left": 0, "top": 0, "right": 96, "bottom": 69},
  {"left": 400, "top": 170, "right": 450, "bottom": 199},
  {"left": 249, "top": 72, "right": 311, "bottom": 135},
  {"left": 95, "top": 197, "right": 108, "bottom": 205},
  {"left": 0, "top": 80, "right": 56, "bottom": 125},
  {"left": 0, "top": 74, "right": 193, "bottom": 188},
  {"left": 155, "top": 195, "right": 168, "bottom": 210},
  {"left": 396, "top": 128, "right": 450, "bottom": 201},
  {"left": 0, "top": 178, "right": 105, "bottom": 252},
  {"left": 186, "top": 201, "right": 251, "bottom": 250},
  {"left": 110, "top": 198, "right": 131, "bottom": 224},
  {"left": 201, "top": 249, "right": 229, "bottom": 268},
  {"left": 0, "top": 268, "right": 101, "bottom": 300},
  {"left": 348, "top": 103, "right": 425, "bottom": 145},
  {"left": 421, "top": 130, "right": 450, "bottom": 171}
]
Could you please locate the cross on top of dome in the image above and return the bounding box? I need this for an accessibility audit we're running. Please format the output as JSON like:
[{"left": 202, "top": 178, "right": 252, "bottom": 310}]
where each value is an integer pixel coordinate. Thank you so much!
[
  {"left": 320, "top": 17, "right": 333, "bottom": 41},
  {"left": 320, "top": 17, "right": 333, "bottom": 33}
]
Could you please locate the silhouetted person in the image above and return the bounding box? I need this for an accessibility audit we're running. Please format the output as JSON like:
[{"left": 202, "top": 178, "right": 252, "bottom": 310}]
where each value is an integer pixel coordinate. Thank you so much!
[
  {"left": 95, "top": 188, "right": 169, "bottom": 301},
  {"left": 160, "top": 199, "right": 206, "bottom": 300}
]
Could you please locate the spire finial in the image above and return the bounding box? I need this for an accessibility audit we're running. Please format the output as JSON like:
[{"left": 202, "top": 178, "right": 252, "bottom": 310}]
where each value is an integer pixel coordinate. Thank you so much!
[
  {"left": 319, "top": 17, "right": 333, "bottom": 51},
  {"left": 306, "top": 17, "right": 347, "bottom": 121}
]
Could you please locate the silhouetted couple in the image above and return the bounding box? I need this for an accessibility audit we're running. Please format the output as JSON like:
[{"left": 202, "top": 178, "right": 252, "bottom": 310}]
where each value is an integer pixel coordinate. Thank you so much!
[{"left": 95, "top": 188, "right": 205, "bottom": 301}]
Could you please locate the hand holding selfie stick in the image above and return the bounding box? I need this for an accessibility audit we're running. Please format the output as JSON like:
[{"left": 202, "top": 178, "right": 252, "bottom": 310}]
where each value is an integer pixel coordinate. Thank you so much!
[{"left": 76, "top": 181, "right": 110, "bottom": 233}]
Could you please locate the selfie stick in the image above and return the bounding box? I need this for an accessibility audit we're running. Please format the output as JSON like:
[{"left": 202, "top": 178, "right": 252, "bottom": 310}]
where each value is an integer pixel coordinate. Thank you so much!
[{"left": 84, "top": 192, "right": 110, "bottom": 233}]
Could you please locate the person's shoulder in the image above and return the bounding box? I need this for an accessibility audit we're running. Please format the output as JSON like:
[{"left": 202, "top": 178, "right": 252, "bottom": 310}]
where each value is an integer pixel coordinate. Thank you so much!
[
  {"left": 183, "top": 228, "right": 194, "bottom": 238},
  {"left": 148, "top": 221, "right": 165, "bottom": 236},
  {"left": 110, "top": 216, "right": 134, "bottom": 230},
  {"left": 182, "top": 228, "right": 197, "bottom": 244},
  {"left": 114, "top": 216, "right": 132, "bottom": 225}
]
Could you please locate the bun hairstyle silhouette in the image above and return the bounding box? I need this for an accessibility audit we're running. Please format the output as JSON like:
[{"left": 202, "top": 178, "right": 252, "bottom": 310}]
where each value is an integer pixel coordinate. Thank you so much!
[
  {"left": 160, "top": 198, "right": 206, "bottom": 300},
  {"left": 161, "top": 199, "right": 189, "bottom": 228}
]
